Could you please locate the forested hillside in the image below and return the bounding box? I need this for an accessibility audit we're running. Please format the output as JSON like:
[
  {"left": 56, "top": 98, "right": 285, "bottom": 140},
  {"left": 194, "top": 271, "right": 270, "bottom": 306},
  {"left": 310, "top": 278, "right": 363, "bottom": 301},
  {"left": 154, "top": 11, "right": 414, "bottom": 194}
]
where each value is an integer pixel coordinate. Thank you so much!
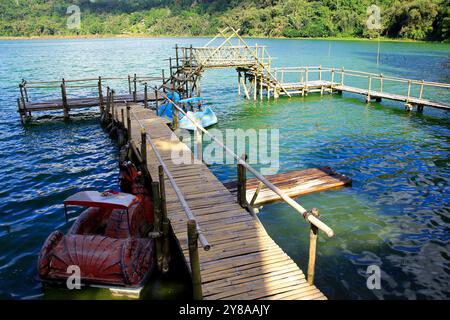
[{"left": 0, "top": 0, "right": 449, "bottom": 41}]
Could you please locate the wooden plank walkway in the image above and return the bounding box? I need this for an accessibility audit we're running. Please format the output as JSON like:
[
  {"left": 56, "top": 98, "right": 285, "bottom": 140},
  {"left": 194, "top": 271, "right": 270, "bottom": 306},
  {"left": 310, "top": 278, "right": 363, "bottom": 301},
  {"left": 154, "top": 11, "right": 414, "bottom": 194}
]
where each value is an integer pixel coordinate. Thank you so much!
[
  {"left": 20, "top": 92, "right": 161, "bottom": 112},
  {"left": 120, "top": 103, "right": 327, "bottom": 300},
  {"left": 277, "top": 80, "right": 450, "bottom": 110},
  {"left": 223, "top": 167, "right": 352, "bottom": 206}
]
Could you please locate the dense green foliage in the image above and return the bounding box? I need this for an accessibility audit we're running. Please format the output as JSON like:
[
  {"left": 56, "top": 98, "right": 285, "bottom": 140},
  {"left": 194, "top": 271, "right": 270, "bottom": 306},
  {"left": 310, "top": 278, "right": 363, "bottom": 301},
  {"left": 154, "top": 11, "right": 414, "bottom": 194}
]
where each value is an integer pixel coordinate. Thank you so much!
[{"left": 0, "top": 0, "right": 448, "bottom": 41}]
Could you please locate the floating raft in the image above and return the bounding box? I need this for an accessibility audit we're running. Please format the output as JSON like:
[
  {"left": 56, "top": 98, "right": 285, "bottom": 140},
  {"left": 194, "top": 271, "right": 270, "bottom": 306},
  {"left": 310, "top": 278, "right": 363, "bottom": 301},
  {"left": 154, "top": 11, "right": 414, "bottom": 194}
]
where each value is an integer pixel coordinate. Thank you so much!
[{"left": 224, "top": 167, "right": 352, "bottom": 206}]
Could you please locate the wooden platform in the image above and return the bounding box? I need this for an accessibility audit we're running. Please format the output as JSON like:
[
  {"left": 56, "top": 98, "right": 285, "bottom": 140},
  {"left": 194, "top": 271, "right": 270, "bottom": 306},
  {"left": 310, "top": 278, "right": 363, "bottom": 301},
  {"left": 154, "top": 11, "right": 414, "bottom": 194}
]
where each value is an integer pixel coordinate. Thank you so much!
[
  {"left": 224, "top": 167, "right": 352, "bottom": 206},
  {"left": 19, "top": 92, "right": 161, "bottom": 112},
  {"left": 121, "top": 103, "right": 327, "bottom": 300},
  {"left": 276, "top": 80, "right": 450, "bottom": 110}
]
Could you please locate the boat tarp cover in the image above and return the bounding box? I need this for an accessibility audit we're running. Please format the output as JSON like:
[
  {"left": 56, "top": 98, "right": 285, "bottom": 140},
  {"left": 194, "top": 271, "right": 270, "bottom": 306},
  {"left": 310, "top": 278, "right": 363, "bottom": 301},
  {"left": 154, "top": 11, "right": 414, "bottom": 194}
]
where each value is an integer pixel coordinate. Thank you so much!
[{"left": 64, "top": 191, "right": 137, "bottom": 209}]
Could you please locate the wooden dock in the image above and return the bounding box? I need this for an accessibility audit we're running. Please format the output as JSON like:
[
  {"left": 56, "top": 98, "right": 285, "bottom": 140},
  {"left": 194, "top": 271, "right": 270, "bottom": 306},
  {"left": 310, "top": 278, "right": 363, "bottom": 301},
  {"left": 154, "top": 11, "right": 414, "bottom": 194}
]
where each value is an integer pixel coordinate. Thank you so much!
[
  {"left": 224, "top": 167, "right": 352, "bottom": 206},
  {"left": 117, "top": 103, "right": 329, "bottom": 300}
]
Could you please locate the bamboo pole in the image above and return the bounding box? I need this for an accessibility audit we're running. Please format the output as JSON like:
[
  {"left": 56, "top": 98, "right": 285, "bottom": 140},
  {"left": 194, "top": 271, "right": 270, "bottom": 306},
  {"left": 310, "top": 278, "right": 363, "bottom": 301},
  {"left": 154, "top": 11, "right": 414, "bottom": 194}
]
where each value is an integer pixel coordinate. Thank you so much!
[
  {"left": 158, "top": 165, "right": 171, "bottom": 273},
  {"left": 419, "top": 80, "right": 424, "bottom": 99},
  {"left": 144, "top": 83, "right": 148, "bottom": 109},
  {"left": 98, "top": 76, "right": 104, "bottom": 112},
  {"left": 141, "top": 129, "right": 147, "bottom": 167},
  {"left": 126, "top": 103, "right": 131, "bottom": 141},
  {"left": 187, "top": 220, "right": 203, "bottom": 300},
  {"left": 195, "top": 124, "right": 202, "bottom": 163},
  {"left": 151, "top": 181, "right": 163, "bottom": 272},
  {"left": 133, "top": 74, "right": 137, "bottom": 102},
  {"left": 237, "top": 154, "right": 247, "bottom": 208},
  {"left": 307, "top": 208, "right": 319, "bottom": 285},
  {"left": 61, "top": 79, "right": 69, "bottom": 121}
]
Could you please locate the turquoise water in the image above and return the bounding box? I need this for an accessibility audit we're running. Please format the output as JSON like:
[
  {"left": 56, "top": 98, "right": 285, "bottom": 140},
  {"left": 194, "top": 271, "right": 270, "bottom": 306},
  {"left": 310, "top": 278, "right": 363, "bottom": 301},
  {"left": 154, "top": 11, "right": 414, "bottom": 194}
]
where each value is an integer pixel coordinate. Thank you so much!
[{"left": 0, "top": 38, "right": 449, "bottom": 299}]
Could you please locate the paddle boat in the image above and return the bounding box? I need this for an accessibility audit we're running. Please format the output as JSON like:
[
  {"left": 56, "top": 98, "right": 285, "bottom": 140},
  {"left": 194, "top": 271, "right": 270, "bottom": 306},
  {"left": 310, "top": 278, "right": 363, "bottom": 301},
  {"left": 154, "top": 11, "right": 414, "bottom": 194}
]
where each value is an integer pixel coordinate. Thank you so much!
[
  {"left": 158, "top": 95, "right": 218, "bottom": 131},
  {"left": 37, "top": 162, "right": 155, "bottom": 289}
]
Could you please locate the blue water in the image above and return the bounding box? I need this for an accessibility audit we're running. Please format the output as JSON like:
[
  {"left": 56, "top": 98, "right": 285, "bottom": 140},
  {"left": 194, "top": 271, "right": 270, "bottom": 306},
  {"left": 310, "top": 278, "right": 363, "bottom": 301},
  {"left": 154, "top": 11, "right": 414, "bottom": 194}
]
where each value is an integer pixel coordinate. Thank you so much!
[{"left": 0, "top": 37, "right": 449, "bottom": 299}]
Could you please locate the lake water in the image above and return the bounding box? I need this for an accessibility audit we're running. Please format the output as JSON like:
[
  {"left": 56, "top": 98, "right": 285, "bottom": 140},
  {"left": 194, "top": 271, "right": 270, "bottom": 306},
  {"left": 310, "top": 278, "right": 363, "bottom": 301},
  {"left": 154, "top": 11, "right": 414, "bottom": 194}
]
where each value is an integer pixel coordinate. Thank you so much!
[{"left": 0, "top": 37, "right": 449, "bottom": 300}]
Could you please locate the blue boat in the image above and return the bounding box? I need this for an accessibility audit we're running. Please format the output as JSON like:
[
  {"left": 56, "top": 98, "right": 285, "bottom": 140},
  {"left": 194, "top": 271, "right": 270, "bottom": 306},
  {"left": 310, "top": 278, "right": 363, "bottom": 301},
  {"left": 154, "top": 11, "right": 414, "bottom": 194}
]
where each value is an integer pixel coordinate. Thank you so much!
[{"left": 158, "top": 95, "right": 218, "bottom": 131}]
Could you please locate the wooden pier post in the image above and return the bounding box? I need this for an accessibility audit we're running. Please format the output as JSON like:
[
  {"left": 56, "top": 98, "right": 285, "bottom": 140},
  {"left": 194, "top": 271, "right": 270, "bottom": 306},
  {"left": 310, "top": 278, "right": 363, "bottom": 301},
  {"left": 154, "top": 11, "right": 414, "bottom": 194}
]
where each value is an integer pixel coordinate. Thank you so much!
[
  {"left": 366, "top": 76, "right": 372, "bottom": 103},
  {"left": 195, "top": 124, "right": 202, "bottom": 163},
  {"left": 237, "top": 155, "right": 247, "bottom": 208},
  {"left": 121, "top": 109, "right": 124, "bottom": 126},
  {"left": 187, "top": 220, "right": 203, "bottom": 300},
  {"left": 169, "top": 58, "right": 173, "bottom": 77},
  {"left": 128, "top": 75, "right": 132, "bottom": 94},
  {"left": 155, "top": 90, "right": 159, "bottom": 110},
  {"left": 175, "top": 44, "right": 179, "bottom": 68},
  {"left": 17, "top": 98, "right": 24, "bottom": 124},
  {"left": 111, "top": 90, "right": 116, "bottom": 120},
  {"left": 133, "top": 74, "right": 137, "bottom": 102},
  {"left": 172, "top": 101, "right": 179, "bottom": 130},
  {"left": 151, "top": 181, "right": 163, "bottom": 272},
  {"left": 419, "top": 80, "right": 424, "bottom": 99},
  {"left": 307, "top": 208, "right": 319, "bottom": 285},
  {"left": 331, "top": 68, "right": 335, "bottom": 93},
  {"left": 158, "top": 165, "right": 171, "bottom": 273},
  {"left": 144, "top": 83, "right": 148, "bottom": 109},
  {"left": 140, "top": 129, "right": 147, "bottom": 167},
  {"left": 238, "top": 72, "right": 241, "bottom": 96},
  {"left": 319, "top": 65, "right": 322, "bottom": 81},
  {"left": 61, "top": 79, "right": 69, "bottom": 121},
  {"left": 98, "top": 76, "right": 104, "bottom": 112},
  {"left": 126, "top": 103, "right": 131, "bottom": 141}
]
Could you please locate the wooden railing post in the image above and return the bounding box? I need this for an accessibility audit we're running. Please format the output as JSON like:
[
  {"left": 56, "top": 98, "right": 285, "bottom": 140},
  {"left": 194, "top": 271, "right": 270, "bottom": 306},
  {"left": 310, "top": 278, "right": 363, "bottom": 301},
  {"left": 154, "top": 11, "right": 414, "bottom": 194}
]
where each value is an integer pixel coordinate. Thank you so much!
[
  {"left": 126, "top": 103, "right": 131, "bottom": 141},
  {"left": 128, "top": 75, "right": 132, "bottom": 94},
  {"left": 319, "top": 65, "right": 322, "bottom": 81},
  {"left": 366, "top": 76, "right": 372, "bottom": 103},
  {"left": 121, "top": 108, "right": 124, "bottom": 126},
  {"left": 175, "top": 44, "right": 179, "bottom": 68},
  {"left": 341, "top": 67, "right": 345, "bottom": 85},
  {"left": 151, "top": 181, "right": 163, "bottom": 272},
  {"left": 111, "top": 90, "right": 116, "bottom": 121},
  {"left": 407, "top": 80, "right": 412, "bottom": 100},
  {"left": 159, "top": 165, "right": 171, "bottom": 273},
  {"left": 194, "top": 124, "right": 202, "bottom": 163},
  {"left": 155, "top": 89, "right": 159, "bottom": 110},
  {"left": 331, "top": 68, "right": 335, "bottom": 91},
  {"left": 144, "top": 83, "right": 148, "bottom": 109},
  {"left": 172, "top": 100, "right": 179, "bottom": 130},
  {"left": 380, "top": 74, "right": 384, "bottom": 93},
  {"left": 237, "top": 154, "right": 247, "bottom": 208},
  {"left": 141, "top": 129, "right": 147, "bottom": 167},
  {"left": 187, "top": 220, "right": 203, "bottom": 300},
  {"left": 307, "top": 208, "right": 319, "bottom": 285},
  {"left": 98, "top": 76, "right": 104, "bottom": 112},
  {"left": 61, "top": 78, "right": 69, "bottom": 121},
  {"left": 419, "top": 80, "right": 424, "bottom": 99},
  {"left": 133, "top": 74, "right": 137, "bottom": 102}
]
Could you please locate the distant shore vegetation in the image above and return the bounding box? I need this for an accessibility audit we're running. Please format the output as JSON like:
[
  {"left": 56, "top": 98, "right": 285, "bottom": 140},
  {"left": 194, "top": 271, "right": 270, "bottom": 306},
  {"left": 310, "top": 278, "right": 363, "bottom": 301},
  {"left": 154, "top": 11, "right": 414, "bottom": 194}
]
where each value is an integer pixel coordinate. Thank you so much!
[{"left": 0, "top": 0, "right": 449, "bottom": 42}]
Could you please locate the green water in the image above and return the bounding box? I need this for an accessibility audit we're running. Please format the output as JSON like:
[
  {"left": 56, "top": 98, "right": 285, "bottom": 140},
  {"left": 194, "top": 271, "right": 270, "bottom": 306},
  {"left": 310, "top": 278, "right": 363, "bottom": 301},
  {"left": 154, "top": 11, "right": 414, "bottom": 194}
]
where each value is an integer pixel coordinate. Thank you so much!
[{"left": 0, "top": 38, "right": 449, "bottom": 299}]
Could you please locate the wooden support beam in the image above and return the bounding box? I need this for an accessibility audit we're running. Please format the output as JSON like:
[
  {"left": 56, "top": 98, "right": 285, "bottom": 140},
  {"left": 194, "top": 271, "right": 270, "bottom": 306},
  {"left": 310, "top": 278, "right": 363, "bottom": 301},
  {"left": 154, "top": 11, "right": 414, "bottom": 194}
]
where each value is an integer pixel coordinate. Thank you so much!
[
  {"left": 187, "top": 220, "right": 203, "bottom": 300},
  {"left": 133, "top": 74, "right": 137, "bottom": 102},
  {"left": 158, "top": 165, "right": 171, "bottom": 274},
  {"left": 61, "top": 79, "right": 69, "bottom": 121},
  {"left": 126, "top": 103, "right": 131, "bottom": 141},
  {"left": 307, "top": 208, "right": 319, "bottom": 286},
  {"left": 151, "top": 181, "right": 163, "bottom": 272},
  {"left": 98, "top": 76, "right": 104, "bottom": 112},
  {"left": 155, "top": 89, "right": 159, "bottom": 110},
  {"left": 144, "top": 83, "right": 148, "bottom": 109}
]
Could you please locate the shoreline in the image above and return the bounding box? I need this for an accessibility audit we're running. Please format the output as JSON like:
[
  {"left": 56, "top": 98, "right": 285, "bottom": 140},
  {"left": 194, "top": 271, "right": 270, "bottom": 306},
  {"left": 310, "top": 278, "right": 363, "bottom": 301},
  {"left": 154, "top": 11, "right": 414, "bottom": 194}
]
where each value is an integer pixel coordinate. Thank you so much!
[{"left": 0, "top": 33, "right": 447, "bottom": 44}]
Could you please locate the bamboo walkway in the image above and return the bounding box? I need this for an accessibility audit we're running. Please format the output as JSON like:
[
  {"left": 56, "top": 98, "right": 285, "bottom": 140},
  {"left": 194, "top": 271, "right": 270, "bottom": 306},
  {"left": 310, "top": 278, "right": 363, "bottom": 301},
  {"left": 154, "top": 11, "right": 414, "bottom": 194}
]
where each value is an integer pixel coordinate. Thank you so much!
[{"left": 120, "top": 103, "right": 327, "bottom": 300}]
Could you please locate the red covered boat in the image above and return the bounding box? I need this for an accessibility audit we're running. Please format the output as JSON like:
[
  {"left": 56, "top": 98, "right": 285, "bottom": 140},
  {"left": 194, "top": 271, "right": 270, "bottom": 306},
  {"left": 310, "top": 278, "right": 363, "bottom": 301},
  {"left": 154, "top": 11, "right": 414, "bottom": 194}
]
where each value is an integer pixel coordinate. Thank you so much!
[{"left": 38, "top": 162, "right": 155, "bottom": 289}]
